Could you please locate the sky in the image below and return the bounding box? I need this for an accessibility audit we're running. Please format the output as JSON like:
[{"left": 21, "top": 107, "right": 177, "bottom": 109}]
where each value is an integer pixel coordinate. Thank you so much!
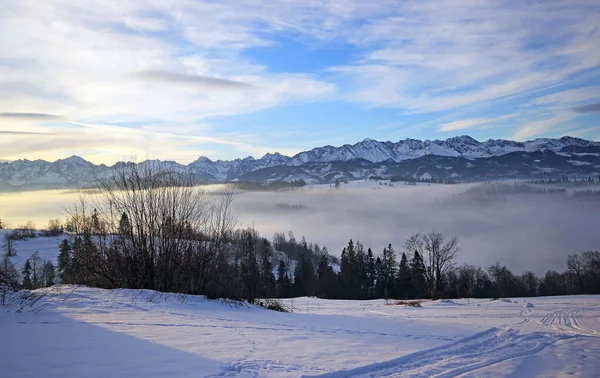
[{"left": 1, "top": 0, "right": 599, "bottom": 164}]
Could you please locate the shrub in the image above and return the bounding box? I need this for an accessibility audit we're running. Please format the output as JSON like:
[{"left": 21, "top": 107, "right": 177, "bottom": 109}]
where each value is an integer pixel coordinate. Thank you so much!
[{"left": 390, "top": 300, "right": 423, "bottom": 307}]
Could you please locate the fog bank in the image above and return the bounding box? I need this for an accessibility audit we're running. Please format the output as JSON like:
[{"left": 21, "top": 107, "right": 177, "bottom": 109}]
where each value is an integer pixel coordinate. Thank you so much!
[{"left": 2, "top": 181, "right": 599, "bottom": 275}]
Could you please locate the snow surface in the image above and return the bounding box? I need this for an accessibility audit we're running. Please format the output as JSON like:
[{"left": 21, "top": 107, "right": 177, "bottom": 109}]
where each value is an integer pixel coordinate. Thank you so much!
[
  {"left": 567, "top": 160, "right": 592, "bottom": 166},
  {"left": 1, "top": 286, "right": 599, "bottom": 377},
  {"left": 0, "top": 229, "right": 63, "bottom": 269}
]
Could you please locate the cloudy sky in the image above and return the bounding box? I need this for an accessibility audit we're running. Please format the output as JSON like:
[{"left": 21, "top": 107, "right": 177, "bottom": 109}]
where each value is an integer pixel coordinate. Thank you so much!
[{"left": 1, "top": 0, "right": 599, "bottom": 164}]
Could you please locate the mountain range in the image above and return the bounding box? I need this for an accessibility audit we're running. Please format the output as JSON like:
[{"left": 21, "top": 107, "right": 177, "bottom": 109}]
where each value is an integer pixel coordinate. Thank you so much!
[{"left": 2, "top": 135, "right": 600, "bottom": 191}]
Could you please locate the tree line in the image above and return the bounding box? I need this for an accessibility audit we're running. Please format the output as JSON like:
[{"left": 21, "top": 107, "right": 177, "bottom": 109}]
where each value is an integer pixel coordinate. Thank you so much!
[{"left": 273, "top": 237, "right": 600, "bottom": 300}]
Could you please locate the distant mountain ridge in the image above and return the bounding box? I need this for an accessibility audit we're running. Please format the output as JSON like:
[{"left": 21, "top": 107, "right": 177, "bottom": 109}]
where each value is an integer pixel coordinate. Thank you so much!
[{"left": 1, "top": 135, "right": 600, "bottom": 190}]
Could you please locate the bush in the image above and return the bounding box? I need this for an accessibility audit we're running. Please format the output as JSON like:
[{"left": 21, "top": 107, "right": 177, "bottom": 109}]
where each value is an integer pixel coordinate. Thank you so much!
[
  {"left": 256, "top": 298, "right": 289, "bottom": 312},
  {"left": 390, "top": 300, "right": 422, "bottom": 307}
]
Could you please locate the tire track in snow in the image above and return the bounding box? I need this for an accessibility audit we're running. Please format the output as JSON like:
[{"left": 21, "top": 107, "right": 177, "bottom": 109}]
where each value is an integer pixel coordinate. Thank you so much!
[{"left": 535, "top": 309, "right": 599, "bottom": 337}]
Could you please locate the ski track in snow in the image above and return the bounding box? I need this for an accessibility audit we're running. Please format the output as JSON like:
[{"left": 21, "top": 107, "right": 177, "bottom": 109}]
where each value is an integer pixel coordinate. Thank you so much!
[
  {"left": 1, "top": 287, "right": 599, "bottom": 377},
  {"left": 303, "top": 302, "right": 600, "bottom": 378},
  {"left": 302, "top": 327, "right": 577, "bottom": 378}
]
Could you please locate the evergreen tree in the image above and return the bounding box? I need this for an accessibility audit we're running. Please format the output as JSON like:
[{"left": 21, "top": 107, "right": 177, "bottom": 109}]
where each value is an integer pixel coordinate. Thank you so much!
[
  {"left": 30, "top": 252, "right": 43, "bottom": 289},
  {"left": 374, "top": 256, "right": 384, "bottom": 298},
  {"left": 44, "top": 261, "right": 56, "bottom": 287},
  {"left": 58, "top": 239, "right": 72, "bottom": 283},
  {"left": 340, "top": 240, "right": 365, "bottom": 298},
  {"left": 276, "top": 260, "right": 291, "bottom": 298},
  {"left": 316, "top": 253, "right": 337, "bottom": 298},
  {"left": 91, "top": 208, "right": 100, "bottom": 234},
  {"left": 293, "top": 254, "right": 315, "bottom": 297},
  {"left": 239, "top": 230, "right": 260, "bottom": 303},
  {"left": 381, "top": 244, "right": 397, "bottom": 298},
  {"left": 118, "top": 212, "right": 132, "bottom": 235},
  {"left": 258, "top": 239, "right": 276, "bottom": 298},
  {"left": 355, "top": 241, "right": 368, "bottom": 299},
  {"left": 22, "top": 259, "right": 33, "bottom": 289},
  {"left": 410, "top": 251, "right": 428, "bottom": 298},
  {"left": 395, "top": 252, "right": 413, "bottom": 299},
  {"left": 365, "top": 248, "right": 376, "bottom": 299}
]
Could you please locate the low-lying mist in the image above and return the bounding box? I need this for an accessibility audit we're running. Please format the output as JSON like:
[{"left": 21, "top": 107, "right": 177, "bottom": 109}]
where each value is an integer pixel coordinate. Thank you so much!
[
  {"left": 229, "top": 182, "right": 600, "bottom": 275},
  {"left": 2, "top": 181, "right": 599, "bottom": 275}
]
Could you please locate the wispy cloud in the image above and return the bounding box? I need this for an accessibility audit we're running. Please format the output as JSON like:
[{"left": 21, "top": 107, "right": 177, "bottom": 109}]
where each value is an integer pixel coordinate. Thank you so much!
[
  {"left": 438, "top": 115, "right": 515, "bottom": 132},
  {"left": 134, "top": 70, "right": 255, "bottom": 90},
  {"left": 0, "top": 112, "right": 64, "bottom": 120},
  {"left": 532, "top": 87, "right": 600, "bottom": 106},
  {"left": 0, "top": 130, "right": 53, "bottom": 135},
  {"left": 331, "top": 1, "right": 600, "bottom": 113},
  {"left": 511, "top": 113, "right": 577, "bottom": 140}
]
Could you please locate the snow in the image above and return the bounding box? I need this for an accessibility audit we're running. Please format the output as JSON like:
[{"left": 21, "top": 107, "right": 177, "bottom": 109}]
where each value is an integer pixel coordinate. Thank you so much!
[
  {"left": 567, "top": 160, "right": 592, "bottom": 166},
  {"left": 0, "top": 229, "right": 64, "bottom": 269},
  {"left": 1, "top": 287, "right": 599, "bottom": 377},
  {"left": 574, "top": 153, "right": 600, "bottom": 157}
]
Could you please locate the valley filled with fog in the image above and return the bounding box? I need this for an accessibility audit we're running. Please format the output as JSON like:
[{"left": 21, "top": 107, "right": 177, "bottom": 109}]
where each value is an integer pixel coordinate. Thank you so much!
[{"left": 2, "top": 180, "right": 599, "bottom": 275}]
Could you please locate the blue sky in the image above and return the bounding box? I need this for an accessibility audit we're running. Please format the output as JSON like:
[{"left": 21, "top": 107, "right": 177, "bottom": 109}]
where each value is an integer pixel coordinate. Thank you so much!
[{"left": 1, "top": 0, "right": 599, "bottom": 164}]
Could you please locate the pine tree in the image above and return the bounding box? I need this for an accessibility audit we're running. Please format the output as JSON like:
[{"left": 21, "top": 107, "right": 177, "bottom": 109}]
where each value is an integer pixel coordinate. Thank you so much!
[
  {"left": 118, "top": 212, "right": 132, "bottom": 236},
  {"left": 91, "top": 208, "right": 100, "bottom": 234},
  {"left": 58, "top": 239, "right": 72, "bottom": 283},
  {"left": 44, "top": 262, "right": 55, "bottom": 287},
  {"left": 374, "top": 256, "right": 384, "bottom": 298},
  {"left": 293, "top": 254, "right": 315, "bottom": 297},
  {"left": 258, "top": 239, "right": 276, "bottom": 298},
  {"left": 411, "top": 251, "right": 428, "bottom": 298},
  {"left": 71, "top": 236, "right": 83, "bottom": 283},
  {"left": 30, "top": 252, "right": 43, "bottom": 289},
  {"left": 365, "top": 248, "right": 376, "bottom": 299},
  {"left": 355, "top": 241, "right": 368, "bottom": 299},
  {"left": 340, "top": 239, "right": 364, "bottom": 299},
  {"left": 240, "top": 230, "right": 260, "bottom": 303},
  {"left": 316, "top": 253, "right": 337, "bottom": 298},
  {"left": 396, "top": 252, "right": 413, "bottom": 299},
  {"left": 276, "top": 260, "right": 291, "bottom": 298},
  {"left": 381, "top": 244, "right": 397, "bottom": 298},
  {"left": 22, "top": 259, "right": 33, "bottom": 289}
]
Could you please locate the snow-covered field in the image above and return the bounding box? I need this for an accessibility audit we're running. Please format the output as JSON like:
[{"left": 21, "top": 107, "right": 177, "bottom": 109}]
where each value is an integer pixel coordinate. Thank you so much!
[{"left": 1, "top": 286, "right": 599, "bottom": 377}]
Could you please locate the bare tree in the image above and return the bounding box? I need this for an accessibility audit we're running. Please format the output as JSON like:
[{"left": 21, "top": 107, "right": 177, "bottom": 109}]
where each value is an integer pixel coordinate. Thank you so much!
[
  {"left": 62, "top": 162, "right": 241, "bottom": 297},
  {"left": 582, "top": 251, "right": 600, "bottom": 293},
  {"left": 0, "top": 254, "right": 20, "bottom": 304},
  {"left": 567, "top": 254, "right": 585, "bottom": 293},
  {"left": 405, "top": 231, "right": 460, "bottom": 299},
  {"left": 3, "top": 235, "right": 16, "bottom": 257}
]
